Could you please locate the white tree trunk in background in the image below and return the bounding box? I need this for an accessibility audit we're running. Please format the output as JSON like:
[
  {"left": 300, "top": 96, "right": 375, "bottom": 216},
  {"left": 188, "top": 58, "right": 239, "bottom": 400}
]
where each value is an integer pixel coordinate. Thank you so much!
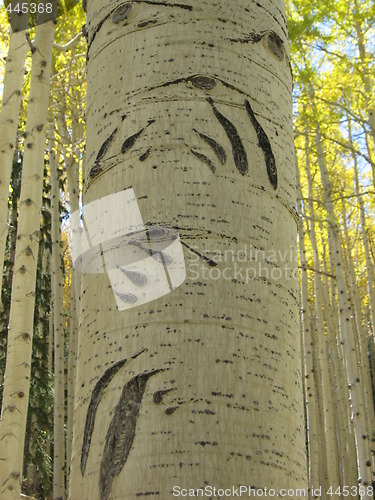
[
  {"left": 296, "top": 163, "right": 319, "bottom": 497},
  {"left": 50, "top": 127, "right": 66, "bottom": 500},
  {"left": 70, "top": 1, "right": 307, "bottom": 498},
  {"left": 0, "top": 20, "right": 29, "bottom": 305},
  {"left": 0, "top": 19, "right": 56, "bottom": 499},
  {"left": 314, "top": 121, "right": 373, "bottom": 494}
]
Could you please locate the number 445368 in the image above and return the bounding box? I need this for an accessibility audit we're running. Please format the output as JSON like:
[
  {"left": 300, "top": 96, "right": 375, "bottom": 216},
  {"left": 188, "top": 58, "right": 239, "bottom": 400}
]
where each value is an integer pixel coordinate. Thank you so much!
[
  {"left": 6, "top": 3, "right": 53, "bottom": 14},
  {"left": 327, "top": 485, "right": 374, "bottom": 497}
]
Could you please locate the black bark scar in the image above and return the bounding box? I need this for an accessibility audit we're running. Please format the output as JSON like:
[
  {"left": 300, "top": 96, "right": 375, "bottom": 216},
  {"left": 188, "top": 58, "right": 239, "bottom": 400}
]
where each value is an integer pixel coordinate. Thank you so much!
[
  {"left": 99, "top": 370, "right": 162, "bottom": 500},
  {"left": 193, "top": 128, "right": 227, "bottom": 165},
  {"left": 95, "top": 127, "right": 118, "bottom": 164},
  {"left": 80, "top": 349, "right": 146, "bottom": 476},
  {"left": 121, "top": 120, "right": 155, "bottom": 155},
  {"left": 190, "top": 148, "right": 216, "bottom": 174},
  {"left": 244, "top": 99, "right": 277, "bottom": 190},
  {"left": 181, "top": 241, "right": 218, "bottom": 267},
  {"left": 206, "top": 97, "right": 248, "bottom": 176}
]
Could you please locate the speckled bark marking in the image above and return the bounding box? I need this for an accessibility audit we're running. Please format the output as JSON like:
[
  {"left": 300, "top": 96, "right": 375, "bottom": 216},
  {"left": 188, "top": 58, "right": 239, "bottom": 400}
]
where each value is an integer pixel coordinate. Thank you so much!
[
  {"left": 244, "top": 99, "right": 277, "bottom": 190},
  {"left": 206, "top": 97, "right": 248, "bottom": 176},
  {"left": 99, "top": 370, "right": 162, "bottom": 500},
  {"left": 80, "top": 349, "right": 146, "bottom": 475}
]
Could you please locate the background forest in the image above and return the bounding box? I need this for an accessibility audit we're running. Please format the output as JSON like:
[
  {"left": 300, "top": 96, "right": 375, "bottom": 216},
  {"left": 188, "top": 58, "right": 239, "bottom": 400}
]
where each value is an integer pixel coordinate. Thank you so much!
[{"left": 0, "top": 0, "right": 374, "bottom": 498}]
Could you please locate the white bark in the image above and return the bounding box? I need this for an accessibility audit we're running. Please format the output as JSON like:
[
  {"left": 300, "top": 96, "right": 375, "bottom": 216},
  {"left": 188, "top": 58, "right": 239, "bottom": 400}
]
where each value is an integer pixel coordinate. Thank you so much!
[
  {"left": 70, "top": 0, "right": 307, "bottom": 498},
  {"left": 0, "top": 20, "right": 56, "bottom": 498},
  {"left": 0, "top": 27, "right": 29, "bottom": 304},
  {"left": 50, "top": 126, "right": 66, "bottom": 500},
  {"left": 296, "top": 163, "right": 319, "bottom": 496},
  {"left": 314, "top": 117, "right": 372, "bottom": 492},
  {"left": 304, "top": 145, "right": 340, "bottom": 494}
]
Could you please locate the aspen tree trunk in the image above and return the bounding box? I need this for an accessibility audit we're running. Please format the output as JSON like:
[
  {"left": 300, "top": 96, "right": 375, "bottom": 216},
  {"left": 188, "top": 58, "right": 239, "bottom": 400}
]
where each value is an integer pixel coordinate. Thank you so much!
[
  {"left": 349, "top": 119, "right": 375, "bottom": 332},
  {"left": 0, "top": 15, "right": 56, "bottom": 498},
  {"left": 0, "top": 12, "right": 29, "bottom": 304},
  {"left": 319, "top": 228, "right": 358, "bottom": 490},
  {"left": 313, "top": 118, "right": 373, "bottom": 492},
  {"left": 353, "top": 0, "right": 375, "bottom": 187},
  {"left": 56, "top": 108, "right": 82, "bottom": 480},
  {"left": 296, "top": 163, "right": 319, "bottom": 498},
  {"left": 70, "top": 0, "right": 307, "bottom": 498},
  {"left": 56, "top": 110, "right": 82, "bottom": 481},
  {"left": 50, "top": 127, "right": 66, "bottom": 500},
  {"left": 304, "top": 134, "right": 340, "bottom": 494},
  {"left": 323, "top": 225, "right": 359, "bottom": 488}
]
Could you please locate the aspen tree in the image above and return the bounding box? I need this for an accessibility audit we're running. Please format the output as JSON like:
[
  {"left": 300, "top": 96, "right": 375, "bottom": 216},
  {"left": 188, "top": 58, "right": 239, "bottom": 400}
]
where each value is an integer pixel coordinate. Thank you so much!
[
  {"left": 56, "top": 107, "right": 82, "bottom": 478},
  {"left": 50, "top": 125, "right": 66, "bottom": 500},
  {"left": 0, "top": 6, "right": 57, "bottom": 497},
  {"left": 70, "top": 0, "right": 307, "bottom": 498},
  {"left": 313, "top": 114, "right": 373, "bottom": 493},
  {"left": 303, "top": 137, "right": 340, "bottom": 495},
  {"left": 348, "top": 119, "right": 375, "bottom": 333},
  {"left": 0, "top": 8, "right": 29, "bottom": 302},
  {"left": 318, "top": 225, "right": 358, "bottom": 489},
  {"left": 340, "top": 199, "right": 375, "bottom": 460},
  {"left": 296, "top": 162, "right": 319, "bottom": 497}
]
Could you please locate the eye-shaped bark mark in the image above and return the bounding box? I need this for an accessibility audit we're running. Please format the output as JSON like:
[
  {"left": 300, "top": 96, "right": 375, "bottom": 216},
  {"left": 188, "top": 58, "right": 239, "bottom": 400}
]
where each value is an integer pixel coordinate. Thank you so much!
[
  {"left": 90, "top": 127, "right": 119, "bottom": 178},
  {"left": 190, "top": 76, "right": 216, "bottom": 90},
  {"left": 99, "top": 369, "right": 162, "bottom": 500},
  {"left": 147, "top": 227, "right": 166, "bottom": 239},
  {"left": 244, "top": 99, "right": 277, "bottom": 190},
  {"left": 111, "top": 3, "right": 132, "bottom": 23},
  {"left": 206, "top": 97, "right": 248, "bottom": 176},
  {"left": 265, "top": 32, "right": 284, "bottom": 61},
  {"left": 80, "top": 349, "right": 147, "bottom": 475},
  {"left": 180, "top": 241, "right": 218, "bottom": 267},
  {"left": 190, "top": 148, "right": 216, "bottom": 174},
  {"left": 118, "top": 267, "right": 148, "bottom": 286},
  {"left": 193, "top": 128, "right": 227, "bottom": 165},
  {"left": 121, "top": 120, "right": 155, "bottom": 155}
]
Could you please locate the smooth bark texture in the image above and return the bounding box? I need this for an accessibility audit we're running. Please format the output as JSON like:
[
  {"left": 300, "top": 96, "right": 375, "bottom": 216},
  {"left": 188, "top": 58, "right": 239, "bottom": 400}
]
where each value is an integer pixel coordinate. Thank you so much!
[
  {"left": 70, "top": 1, "right": 307, "bottom": 498},
  {"left": 0, "top": 20, "right": 56, "bottom": 499}
]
